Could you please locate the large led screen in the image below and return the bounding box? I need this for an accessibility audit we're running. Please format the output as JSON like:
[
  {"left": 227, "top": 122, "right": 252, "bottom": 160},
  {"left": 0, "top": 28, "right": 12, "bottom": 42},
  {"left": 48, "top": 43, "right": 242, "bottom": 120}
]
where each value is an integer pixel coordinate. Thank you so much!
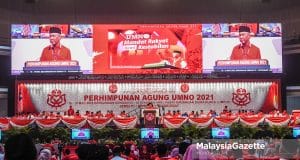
[
  {"left": 202, "top": 23, "right": 282, "bottom": 73},
  {"left": 11, "top": 24, "right": 93, "bottom": 74},
  {"left": 11, "top": 23, "right": 282, "bottom": 75},
  {"left": 93, "top": 24, "right": 202, "bottom": 74}
]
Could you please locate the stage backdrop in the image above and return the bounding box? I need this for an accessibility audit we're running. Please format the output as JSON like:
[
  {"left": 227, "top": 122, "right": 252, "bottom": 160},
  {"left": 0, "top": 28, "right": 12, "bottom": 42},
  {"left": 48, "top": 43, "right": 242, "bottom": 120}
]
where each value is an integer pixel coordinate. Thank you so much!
[{"left": 16, "top": 80, "right": 280, "bottom": 115}]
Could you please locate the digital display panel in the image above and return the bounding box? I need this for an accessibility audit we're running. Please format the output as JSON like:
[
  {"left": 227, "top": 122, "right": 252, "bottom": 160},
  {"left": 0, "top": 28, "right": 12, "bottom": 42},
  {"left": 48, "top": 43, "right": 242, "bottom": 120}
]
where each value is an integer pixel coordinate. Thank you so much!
[
  {"left": 71, "top": 128, "right": 91, "bottom": 140},
  {"left": 211, "top": 127, "right": 230, "bottom": 139},
  {"left": 140, "top": 128, "right": 159, "bottom": 139},
  {"left": 11, "top": 23, "right": 282, "bottom": 75}
]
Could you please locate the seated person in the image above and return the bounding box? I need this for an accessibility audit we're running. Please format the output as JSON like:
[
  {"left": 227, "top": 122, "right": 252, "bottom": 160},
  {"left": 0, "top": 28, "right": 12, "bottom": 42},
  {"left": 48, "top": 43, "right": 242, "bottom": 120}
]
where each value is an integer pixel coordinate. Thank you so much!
[
  {"left": 181, "top": 112, "right": 188, "bottom": 117},
  {"left": 120, "top": 110, "right": 127, "bottom": 117},
  {"left": 188, "top": 111, "right": 195, "bottom": 118},
  {"left": 199, "top": 110, "right": 206, "bottom": 117},
  {"left": 174, "top": 110, "right": 181, "bottom": 117},
  {"left": 96, "top": 111, "right": 104, "bottom": 117},
  {"left": 165, "top": 110, "right": 172, "bottom": 117},
  {"left": 74, "top": 110, "right": 81, "bottom": 118}
]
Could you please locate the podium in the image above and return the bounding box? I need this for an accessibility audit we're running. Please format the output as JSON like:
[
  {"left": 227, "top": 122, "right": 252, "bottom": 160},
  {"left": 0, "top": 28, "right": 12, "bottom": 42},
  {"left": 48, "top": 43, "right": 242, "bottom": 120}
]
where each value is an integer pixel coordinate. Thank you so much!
[{"left": 143, "top": 109, "right": 157, "bottom": 128}]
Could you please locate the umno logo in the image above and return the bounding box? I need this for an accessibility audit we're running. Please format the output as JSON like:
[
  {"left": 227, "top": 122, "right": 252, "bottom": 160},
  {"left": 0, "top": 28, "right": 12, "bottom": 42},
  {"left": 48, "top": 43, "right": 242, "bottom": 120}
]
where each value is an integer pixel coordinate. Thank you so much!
[
  {"left": 145, "top": 113, "right": 155, "bottom": 121},
  {"left": 47, "top": 89, "right": 66, "bottom": 109},
  {"left": 232, "top": 88, "right": 251, "bottom": 106},
  {"left": 109, "top": 84, "right": 118, "bottom": 93},
  {"left": 180, "top": 83, "right": 189, "bottom": 93}
]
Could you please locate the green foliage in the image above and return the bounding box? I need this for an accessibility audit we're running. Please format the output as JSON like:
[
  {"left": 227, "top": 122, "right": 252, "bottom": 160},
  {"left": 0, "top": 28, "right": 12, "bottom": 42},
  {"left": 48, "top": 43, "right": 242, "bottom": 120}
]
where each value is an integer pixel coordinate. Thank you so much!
[
  {"left": 39, "top": 127, "right": 70, "bottom": 143},
  {"left": 3, "top": 127, "right": 32, "bottom": 142},
  {"left": 160, "top": 128, "right": 175, "bottom": 139},
  {"left": 1, "top": 125, "right": 293, "bottom": 144},
  {"left": 268, "top": 126, "right": 292, "bottom": 138},
  {"left": 91, "top": 127, "right": 114, "bottom": 140},
  {"left": 181, "top": 125, "right": 211, "bottom": 139},
  {"left": 119, "top": 128, "right": 139, "bottom": 141},
  {"left": 230, "top": 123, "right": 259, "bottom": 139}
]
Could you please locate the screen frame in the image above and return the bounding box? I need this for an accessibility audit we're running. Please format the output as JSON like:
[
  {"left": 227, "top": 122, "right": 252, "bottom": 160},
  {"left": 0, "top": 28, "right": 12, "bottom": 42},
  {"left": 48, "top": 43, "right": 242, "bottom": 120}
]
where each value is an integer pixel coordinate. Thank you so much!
[
  {"left": 140, "top": 128, "right": 160, "bottom": 139},
  {"left": 71, "top": 128, "right": 91, "bottom": 140},
  {"left": 211, "top": 127, "right": 230, "bottom": 139}
]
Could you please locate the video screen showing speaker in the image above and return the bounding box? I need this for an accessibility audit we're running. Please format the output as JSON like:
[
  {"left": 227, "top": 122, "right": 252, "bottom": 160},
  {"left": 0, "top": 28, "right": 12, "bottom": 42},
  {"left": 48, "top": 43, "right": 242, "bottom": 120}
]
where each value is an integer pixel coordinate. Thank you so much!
[
  {"left": 11, "top": 24, "right": 93, "bottom": 75},
  {"left": 71, "top": 128, "right": 91, "bottom": 140},
  {"left": 211, "top": 127, "right": 230, "bottom": 139},
  {"left": 202, "top": 23, "right": 282, "bottom": 73},
  {"left": 140, "top": 128, "right": 159, "bottom": 139},
  {"left": 293, "top": 127, "right": 300, "bottom": 138}
]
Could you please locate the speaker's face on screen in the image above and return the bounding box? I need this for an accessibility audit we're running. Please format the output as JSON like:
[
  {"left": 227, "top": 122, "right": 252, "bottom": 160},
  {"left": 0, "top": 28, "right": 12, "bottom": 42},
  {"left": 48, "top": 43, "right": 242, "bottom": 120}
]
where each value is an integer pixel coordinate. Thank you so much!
[
  {"left": 239, "top": 32, "right": 250, "bottom": 44},
  {"left": 49, "top": 33, "right": 61, "bottom": 46}
]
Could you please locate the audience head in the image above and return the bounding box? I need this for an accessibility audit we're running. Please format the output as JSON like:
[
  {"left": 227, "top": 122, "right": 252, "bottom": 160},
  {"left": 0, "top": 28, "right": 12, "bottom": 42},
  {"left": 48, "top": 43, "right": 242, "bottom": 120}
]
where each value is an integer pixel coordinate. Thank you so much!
[
  {"left": 38, "top": 148, "right": 51, "bottom": 160},
  {"left": 65, "top": 148, "right": 71, "bottom": 155},
  {"left": 156, "top": 143, "right": 168, "bottom": 157},
  {"left": 183, "top": 144, "right": 214, "bottom": 160},
  {"left": 76, "top": 144, "right": 109, "bottom": 160},
  {"left": 112, "top": 145, "right": 123, "bottom": 156},
  {"left": 5, "top": 133, "right": 37, "bottom": 160}
]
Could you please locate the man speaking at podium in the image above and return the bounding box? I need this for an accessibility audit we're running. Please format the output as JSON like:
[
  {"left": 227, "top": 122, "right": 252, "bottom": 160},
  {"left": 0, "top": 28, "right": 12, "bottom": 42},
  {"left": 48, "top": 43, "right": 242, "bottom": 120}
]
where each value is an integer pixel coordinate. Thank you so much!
[
  {"left": 40, "top": 27, "right": 71, "bottom": 61},
  {"left": 230, "top": 26, "right": 261, "bottom": 60}
]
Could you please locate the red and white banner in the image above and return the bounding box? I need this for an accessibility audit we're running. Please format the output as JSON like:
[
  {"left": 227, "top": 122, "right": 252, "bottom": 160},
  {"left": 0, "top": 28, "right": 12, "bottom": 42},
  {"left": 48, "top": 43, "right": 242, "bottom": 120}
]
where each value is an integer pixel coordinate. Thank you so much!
[
  {"left": 188, "top": 117, "right": 214, "bottom": 128},
  {"left": 36, "top": 118, "right": 60, "bottom": 129},
  {"left": 162, "top": 117, "right": 188, "bottom": 128},
  {"left": 87, "top": 118, "right": 112, "bottom": 129},
  {"left": 239, "top": 115, "right": 265, "bottom": 128},
  {"left": 16, "top": 80, "right": 280, "bottom": 115}
]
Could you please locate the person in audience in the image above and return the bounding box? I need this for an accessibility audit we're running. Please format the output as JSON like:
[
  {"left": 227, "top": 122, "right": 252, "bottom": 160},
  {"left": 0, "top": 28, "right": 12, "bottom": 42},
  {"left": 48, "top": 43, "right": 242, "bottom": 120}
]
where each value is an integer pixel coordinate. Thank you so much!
[
  {"left": 84, "top": 111, "right": 90, "bottom": 117},
  {"left": 183, "top": 144, "right": 215, "bottom": 160},
  {"left": 38, "top": 148, "right": 53, "bottom": 160},
  {"left": 207, "top": 110, "right": 213, "bottom": 117},
  {"left": 56, "top": 112, "right": 62, "bottom": 118},
  {"left": 179, "top": 142, "right": 191, "bottom": 160},
  {"left": 0, "top": 146, "right": 4, "bottom": 160},
  {"left": 175, "top": 110, "right": 181, "bottom": 117},
  {"left": 140, "top": 144, "right": 151, "bottom": 160},
  {"left": 96, "top": 111, "right": 104, "bottom": 117},
  {"left": 181, "top": 112, "right": 188, "bottom": 117},
  {"left": 76, "top": 144, "right": 109, "bottom": 160},
  {"left": 49, "top": 112, "right": 56, "bottom": 119},
  {"left": 74, "top": 110, "right": 81, "bottom": 118},
  {"left": 63, "top": 111, "right": 68, "bottom": 117},
  {"left": 223, "top": 105, "right": 229, "bottom": 113},
  {"left": 165, "top": 110, "right": 172, "bottom": 117},
  {"left": 110, "top": 145, "right": 126, "bottom": 160},
  {"left": 105, "top": 110, "right": 112, "bottom": 118},
  {"left": 211, "top": 110, "right": 218, "bottom": 117},
  {"left": 67, "top": 106, "right": 75, "bottom": 116},
  {"left": 154, "top": 143, "right": 171, "bottom": 160},
  {"left": 188, "top": 111, "right": 195, "bottom": 118},
  {"left": 110, "top": 110, "right": 115, "bottom": 117},
  {"left": 169, "top": 147, "right": 179, "bottom": 159},
  {"left": 5, "top": 133, "right": 37, "bottom": 160},
  {"left": 172, "top": 111, "right": 176, "bottom": 117},
  {"left": 40, "top": 27, "right": 71, "bottom": 61},
  {"left": 62, "top": 149, "right": 78, "bottom": 160},
  {"left": 120, "top": 110, "right": 127, "bottom": 117},
  {"left": 195, "top": 111, "right": 199, "bottom": 118}
]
